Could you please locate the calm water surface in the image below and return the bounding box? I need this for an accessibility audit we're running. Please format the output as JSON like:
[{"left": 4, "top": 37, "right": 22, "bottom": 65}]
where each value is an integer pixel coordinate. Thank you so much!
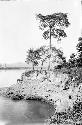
[
  {"left": 0, "top": 97, "right": 54, "bottom": 125},
  {"left": 0, "top": 70, "right": 25, "bottom": 87},
  {"left": 0, "top": 70, "right": 55, "bottom": 125}
]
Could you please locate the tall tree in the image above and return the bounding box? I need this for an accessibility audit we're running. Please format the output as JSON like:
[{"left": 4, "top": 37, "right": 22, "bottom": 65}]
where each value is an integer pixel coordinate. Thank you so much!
[{"left": 36, "top": 13, "right": 70, "bottom": 49}]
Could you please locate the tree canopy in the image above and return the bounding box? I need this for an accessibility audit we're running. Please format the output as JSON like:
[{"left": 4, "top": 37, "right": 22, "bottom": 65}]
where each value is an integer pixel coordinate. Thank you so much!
[
  {"left": 26, "top": 46, "right": 66, "bottom": 70},
  {"left": 25, "top": 48, "right": 40, "bottom": 70},
  {"left": 36, "top": 13, "right": 70, "bottom": 49}
]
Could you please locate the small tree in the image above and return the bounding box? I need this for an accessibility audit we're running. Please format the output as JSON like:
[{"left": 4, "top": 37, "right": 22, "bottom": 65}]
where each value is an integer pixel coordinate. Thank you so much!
[
  {"left": 57, "top": 49, "right": 66, "bottom": 67},
  {"left": 25, "top": 48, "right": 38, "bottom": 70},
  {"left": 68, "top": 53, "right": 77, "bottom": 67},
  {"left": 36, "top": 46, "right": 65, "bottom": 70},
  {"left": 35, "top": 46, "right": 46, "bottom": 69}
]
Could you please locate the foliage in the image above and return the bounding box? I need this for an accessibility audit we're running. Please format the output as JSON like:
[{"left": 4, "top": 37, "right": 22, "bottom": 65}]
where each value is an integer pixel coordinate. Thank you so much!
[
  {"left": 68, "top": 53, "right": 77, "bottom": 67},
  {"left": 56, "top": 49, "right": 66, "bottom": 66},
  {"left": 76, "top": 37, "right": 82, "bottom": 54},
  {"left": 25, "top": 48, "right": 41, "bottom": 70},
  {"left": 25, "top": 45, "right": 66, "bottom": 70},
  {"left": 36, "top": 13, "right": 70, "bottom": 48},
  {"left": 67, "top": 37, "right": 82, "bottom": 67},
  {"left": 65, "top": 101, "right": 82, "bottom": 123},
  {"left": 36, "top": 13, "right": 70, "bottom": 70},
  {"left": 76, "top": 37, "right": 82, "bottom": 66},
  {"left": 68, "top": 67, "right": 82, "bottom": 85}
]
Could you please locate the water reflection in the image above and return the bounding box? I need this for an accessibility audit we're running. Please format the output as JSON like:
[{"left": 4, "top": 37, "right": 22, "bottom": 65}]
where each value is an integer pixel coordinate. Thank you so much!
[{"left": 0, "top": 97, "right": 54, "bottom": 125}]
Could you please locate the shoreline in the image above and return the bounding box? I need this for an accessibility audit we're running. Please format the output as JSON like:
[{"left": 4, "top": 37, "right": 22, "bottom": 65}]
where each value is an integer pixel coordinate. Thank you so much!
[{"left": 0, "top": 68, "right": 82, "bottom": 124}]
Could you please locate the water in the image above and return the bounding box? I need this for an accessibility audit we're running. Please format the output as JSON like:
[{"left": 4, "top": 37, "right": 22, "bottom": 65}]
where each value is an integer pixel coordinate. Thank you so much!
[
  {"left": 0, "top": 70, "right": 55, "bottom": 125},
  {"left": 0, "top": 70, "right": 25, "bottom": 87},
  {"left": 0, "top": 96, "right": 55, "bottom": 125}
]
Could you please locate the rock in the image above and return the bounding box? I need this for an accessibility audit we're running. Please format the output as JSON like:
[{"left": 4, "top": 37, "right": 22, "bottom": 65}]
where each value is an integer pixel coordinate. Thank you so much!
[{"left": 0, "top": 69, "right": 82, "bottom": 125}]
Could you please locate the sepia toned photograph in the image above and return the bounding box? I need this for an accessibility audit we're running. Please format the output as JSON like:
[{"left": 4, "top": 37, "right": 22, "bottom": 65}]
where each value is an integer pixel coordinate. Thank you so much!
[{"left": 0, "top": 0, "right": 82, "bottom": 125}]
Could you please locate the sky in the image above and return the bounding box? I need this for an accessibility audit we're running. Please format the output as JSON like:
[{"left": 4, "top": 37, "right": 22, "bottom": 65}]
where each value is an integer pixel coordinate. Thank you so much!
[{"left": 0, "top": 0, "right": 82, "bottom": 63}]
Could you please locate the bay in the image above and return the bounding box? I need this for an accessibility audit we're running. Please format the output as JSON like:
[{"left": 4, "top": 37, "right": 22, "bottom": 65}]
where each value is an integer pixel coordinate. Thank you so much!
[
  {"left": 0, "top": 96, "right": 54, "bottom": 125},
  {"left": 0, "top": 70, "right": 54, "bottom": 125}
]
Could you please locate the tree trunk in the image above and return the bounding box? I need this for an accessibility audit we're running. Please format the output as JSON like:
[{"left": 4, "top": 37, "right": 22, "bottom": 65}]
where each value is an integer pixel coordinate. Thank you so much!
[
  {"left": 33, "top": 63, "right": 34, "bottom": 71},
  {"left": 48, "top": 27, "right": 51, "bottom": 71},
  {"left": 41, "top": 61, "right": 44, "bottom": 70},
  {"left": 50, "top": 27, "right": 51, "bottom": 49}
]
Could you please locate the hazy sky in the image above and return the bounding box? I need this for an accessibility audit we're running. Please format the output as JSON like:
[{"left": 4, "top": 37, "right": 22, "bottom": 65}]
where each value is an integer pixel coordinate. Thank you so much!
[{"left": 0, "top": 0, "right": 82, "bottom": 63}]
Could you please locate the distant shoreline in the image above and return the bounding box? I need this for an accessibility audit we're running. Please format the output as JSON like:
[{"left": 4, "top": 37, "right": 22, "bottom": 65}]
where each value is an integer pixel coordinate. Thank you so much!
[
  {"left": 0, "top": 67, "right": 49, "bottom": 70},
  {"left": 0, "top": 67, "right": 43, "bottom": 70},
  {"left": 0, "top": 67, "right": 30, "bottom": 70}
]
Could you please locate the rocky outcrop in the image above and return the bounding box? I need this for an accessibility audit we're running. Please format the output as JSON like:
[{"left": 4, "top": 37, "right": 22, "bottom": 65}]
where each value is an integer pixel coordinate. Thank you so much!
[
  {"left": 0, "top": 70, "right": 75, "bottom": 111},
  {"left": 0, "top": 69, "right": 82, "bottom": 124}
]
